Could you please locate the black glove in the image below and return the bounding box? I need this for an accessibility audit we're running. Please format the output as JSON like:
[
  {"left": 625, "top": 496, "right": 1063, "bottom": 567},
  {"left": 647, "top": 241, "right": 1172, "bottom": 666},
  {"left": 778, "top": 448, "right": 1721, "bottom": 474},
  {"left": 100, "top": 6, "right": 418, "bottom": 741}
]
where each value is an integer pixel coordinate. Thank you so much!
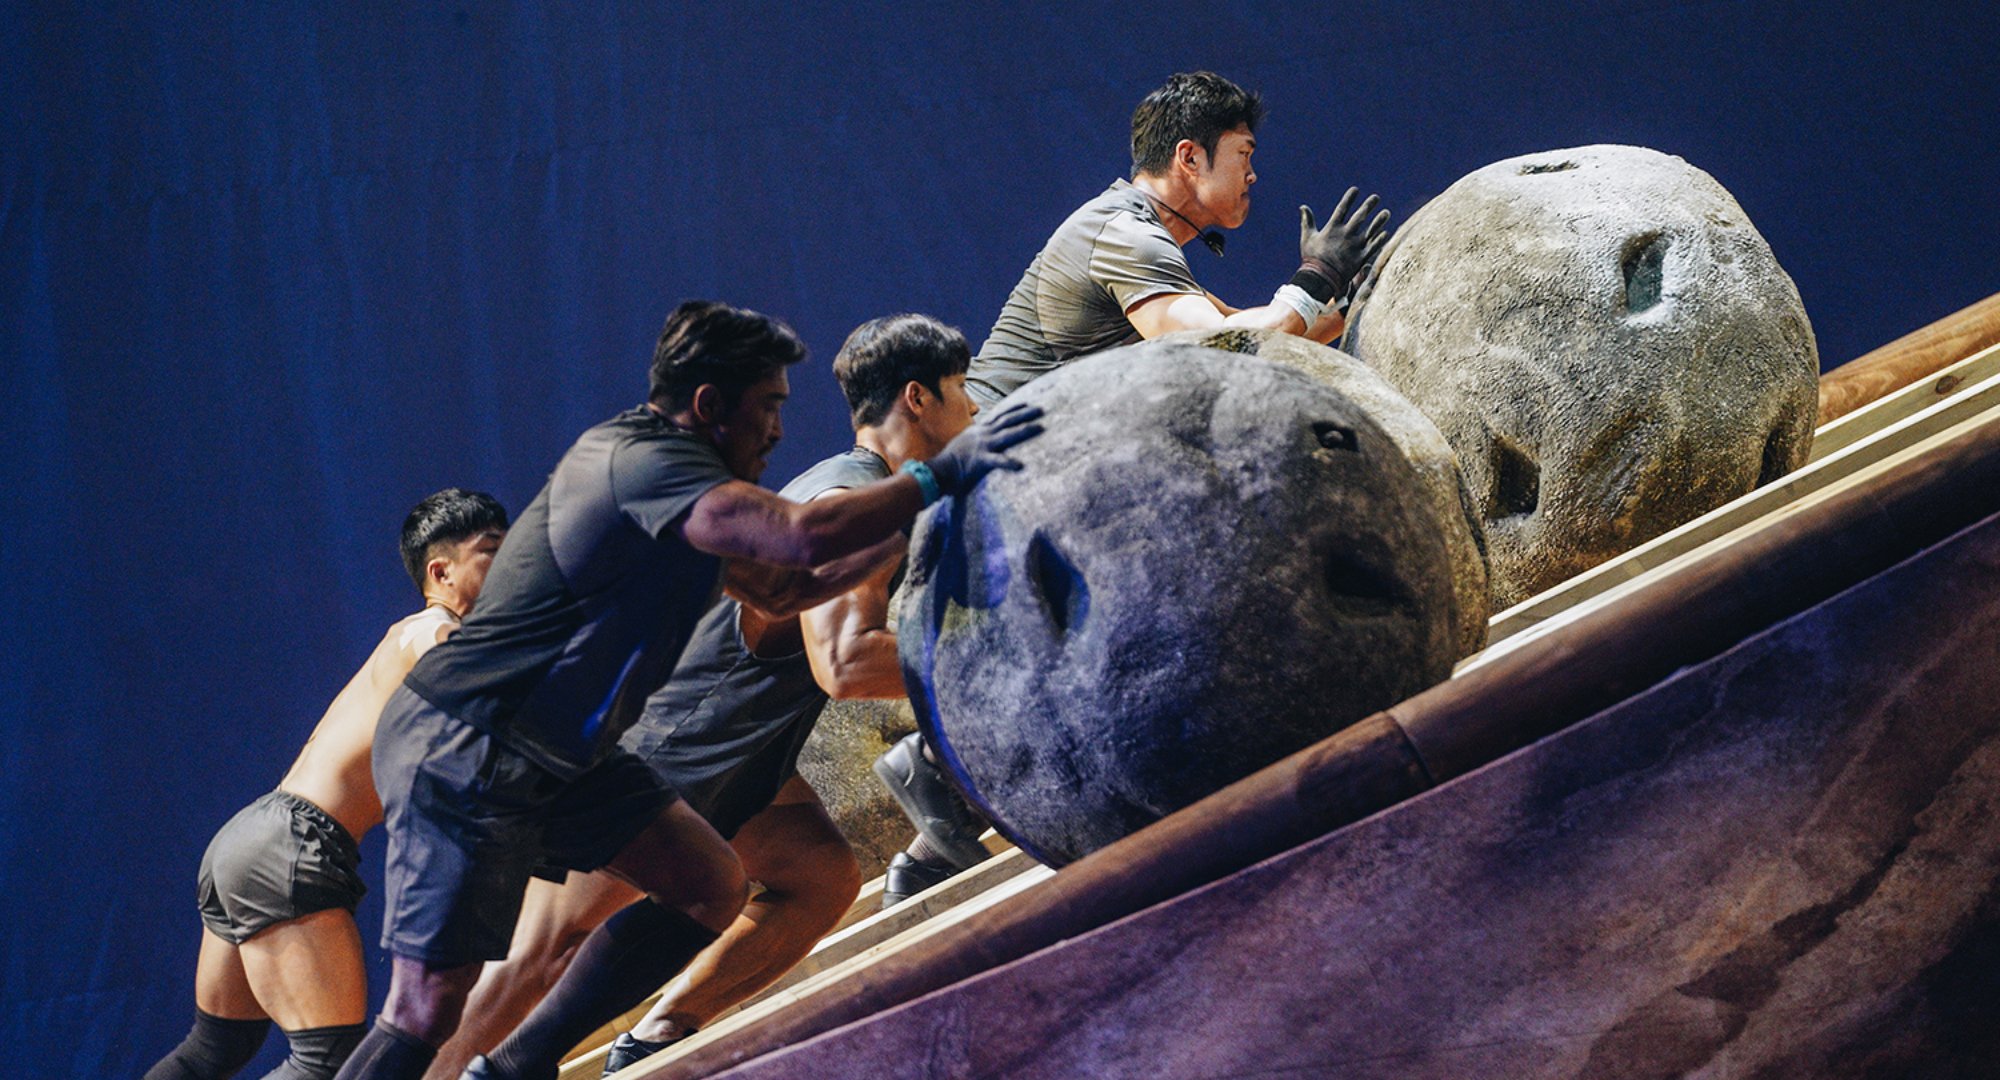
[
  {"left": 925, "top": 402, "right": 1043, "bottom": 496},
  {"left": 1296, "top": 187, "right": 1391, "bottom": 302}
]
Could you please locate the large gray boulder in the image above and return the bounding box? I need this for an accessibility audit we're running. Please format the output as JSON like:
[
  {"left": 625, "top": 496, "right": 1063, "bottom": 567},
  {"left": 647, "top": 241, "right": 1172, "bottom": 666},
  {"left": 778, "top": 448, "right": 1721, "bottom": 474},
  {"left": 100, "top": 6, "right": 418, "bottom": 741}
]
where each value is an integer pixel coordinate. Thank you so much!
[
  {"left": 1347, "top": 144, "right": 1819, "bottom": 609},
  {"left": 900, "top": 342, "right": 1459, "bottom": 865},
  {"left": 1161, "top": 328, "right": 1490, "bottom": 657}
]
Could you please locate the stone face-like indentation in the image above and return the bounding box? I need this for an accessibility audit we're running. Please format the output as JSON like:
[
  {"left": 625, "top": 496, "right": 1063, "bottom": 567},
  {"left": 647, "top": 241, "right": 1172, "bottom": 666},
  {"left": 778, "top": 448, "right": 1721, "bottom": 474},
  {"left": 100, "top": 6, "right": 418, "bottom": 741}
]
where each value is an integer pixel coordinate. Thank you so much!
[
  {"left": 1348, "top": 144, "right": 1820, "bottom": 607},
  {"left": 1621, "top": 232, "right": 1667, "bottom": 313},
  {"left": 1160, "top": 328, "right": 1491, "bottom": 658},
  {"left": 900, "top": 343, "right": 1460, "bottom": 864}
]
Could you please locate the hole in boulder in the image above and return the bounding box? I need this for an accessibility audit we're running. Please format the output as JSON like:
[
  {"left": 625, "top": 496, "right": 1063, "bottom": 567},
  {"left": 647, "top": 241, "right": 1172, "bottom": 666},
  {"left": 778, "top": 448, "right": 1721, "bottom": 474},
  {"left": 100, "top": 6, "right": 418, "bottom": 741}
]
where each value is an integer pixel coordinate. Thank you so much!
[
  {"left": 1324, "top": 554, "right": 1402, "bottom": 617},
  {"left": 1488, "top": 437, "right": 1541, "bottom": 521},
  {"left": 1622, "top": 232, "right": 1667, "bottom": 313},
  {"left": 1519, "top": 160, "right": 1578, "bottom": 175},
  {"left": 1312, "top": 420, "right": 1358, "bottom": 452},
  {"left": 1026, "top": 532, "right": 1089, "bottom": 637}
]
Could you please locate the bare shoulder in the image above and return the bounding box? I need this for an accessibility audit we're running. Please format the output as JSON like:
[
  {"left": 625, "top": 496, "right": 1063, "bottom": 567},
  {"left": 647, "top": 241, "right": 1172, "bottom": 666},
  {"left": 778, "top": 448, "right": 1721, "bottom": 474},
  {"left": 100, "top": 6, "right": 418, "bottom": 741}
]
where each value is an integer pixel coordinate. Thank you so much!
[{"left": 380, "top": 606, "right": 461, "bottom": 672}]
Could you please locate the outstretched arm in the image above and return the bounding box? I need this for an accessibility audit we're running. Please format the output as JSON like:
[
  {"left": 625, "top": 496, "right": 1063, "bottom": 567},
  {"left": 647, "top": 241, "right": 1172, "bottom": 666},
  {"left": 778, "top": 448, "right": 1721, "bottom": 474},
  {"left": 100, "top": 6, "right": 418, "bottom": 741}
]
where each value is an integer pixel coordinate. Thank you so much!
[
  {"left": 682, "top": 403, "right": 1043, "bottom": 619},
  {"left": 1125, "top": 290, "right": 1327, "bottom": 338},
  {"left": 721, "top": 534, "right": 904, "bottom": 621},
  {"left": 682, "top": 477, "right": 924, "bottom": 570},
  {"left": 1128, "top": 188, "right": 1388, "bottom": 344}
]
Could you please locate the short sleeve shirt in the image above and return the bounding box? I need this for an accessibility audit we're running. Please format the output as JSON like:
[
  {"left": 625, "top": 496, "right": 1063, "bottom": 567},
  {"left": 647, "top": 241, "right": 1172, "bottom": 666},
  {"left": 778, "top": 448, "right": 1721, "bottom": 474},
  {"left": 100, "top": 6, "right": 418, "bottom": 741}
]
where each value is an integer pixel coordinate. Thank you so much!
[
  {"left": 968, "top": 180, "right": 1204, "bottom": 401},
  {"left": 618, "top": 447, "right": 893, "bottom": 810},
  {"left": 403, "top": 407, "right": 736, "bottom": 779}
]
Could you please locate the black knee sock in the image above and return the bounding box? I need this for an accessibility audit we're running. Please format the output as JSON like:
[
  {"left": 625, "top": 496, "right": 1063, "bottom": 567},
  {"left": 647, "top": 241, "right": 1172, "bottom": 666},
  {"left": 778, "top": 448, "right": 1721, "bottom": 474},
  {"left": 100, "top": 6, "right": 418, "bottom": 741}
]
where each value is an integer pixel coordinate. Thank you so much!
[
  {"left": 484, "top": 900, "right": 720, "bottom": 1080},
  {"left": 259, "top": 1022, "right": 367, "bottom": 1079},
  {"left": 327, "top": 1018, "right": 433, "bottom": 1080},
  {"left": 143, "top": 1009, "right": 273, "bottom": 1080}
]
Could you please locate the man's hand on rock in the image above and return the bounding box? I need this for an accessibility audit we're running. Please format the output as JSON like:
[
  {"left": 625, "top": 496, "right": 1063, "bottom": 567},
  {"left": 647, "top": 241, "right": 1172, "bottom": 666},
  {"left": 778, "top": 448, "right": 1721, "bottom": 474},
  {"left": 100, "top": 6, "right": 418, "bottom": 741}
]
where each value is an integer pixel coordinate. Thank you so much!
[
  {"left": 926, "top": 402, "right": 1044, "bottom": 496},
  {"left": 1298, "top": 187, "right": 1392, "bottom": 301}
]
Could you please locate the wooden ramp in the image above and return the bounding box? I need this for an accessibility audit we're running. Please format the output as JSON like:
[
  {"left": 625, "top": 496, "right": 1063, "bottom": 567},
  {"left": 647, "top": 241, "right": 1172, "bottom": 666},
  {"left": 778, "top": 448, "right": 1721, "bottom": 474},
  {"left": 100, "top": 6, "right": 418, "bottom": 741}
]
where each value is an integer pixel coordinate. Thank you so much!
[{"left": 556, "top": 294, "right": 2000, "bottom": 1077}]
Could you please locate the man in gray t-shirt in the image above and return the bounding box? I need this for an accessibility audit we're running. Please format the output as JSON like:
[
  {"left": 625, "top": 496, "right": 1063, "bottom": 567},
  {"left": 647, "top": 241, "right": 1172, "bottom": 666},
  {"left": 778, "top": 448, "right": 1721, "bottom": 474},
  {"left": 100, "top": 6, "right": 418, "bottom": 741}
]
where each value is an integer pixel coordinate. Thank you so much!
[{"left": 968, "top": 70, "right": 1392, "bottom": 407}]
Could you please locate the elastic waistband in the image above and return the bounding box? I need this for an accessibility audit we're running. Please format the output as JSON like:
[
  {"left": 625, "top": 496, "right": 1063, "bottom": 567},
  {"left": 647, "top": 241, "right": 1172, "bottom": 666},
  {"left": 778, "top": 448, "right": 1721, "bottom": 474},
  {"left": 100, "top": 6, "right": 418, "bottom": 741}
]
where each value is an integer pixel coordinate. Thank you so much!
[{"left": 268, "top": 789, "right": 360, "bottom": 854}]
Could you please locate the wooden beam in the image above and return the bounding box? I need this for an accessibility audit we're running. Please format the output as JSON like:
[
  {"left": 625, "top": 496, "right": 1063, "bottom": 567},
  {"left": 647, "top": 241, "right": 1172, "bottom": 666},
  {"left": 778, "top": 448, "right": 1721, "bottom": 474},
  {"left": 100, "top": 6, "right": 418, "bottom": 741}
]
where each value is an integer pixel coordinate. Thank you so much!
[
  {"left": 561, "top": 831, "right": 1017, "bottom": 1061},
  {"left": 1817, "top": 291, "right": 2000, "bottom": 425}
]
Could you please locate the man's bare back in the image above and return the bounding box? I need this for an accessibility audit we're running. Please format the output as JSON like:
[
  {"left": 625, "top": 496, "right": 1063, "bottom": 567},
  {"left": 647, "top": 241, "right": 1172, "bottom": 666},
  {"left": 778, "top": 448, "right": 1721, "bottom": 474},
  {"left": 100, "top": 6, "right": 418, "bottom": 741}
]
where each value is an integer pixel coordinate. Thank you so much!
[
  {"left": 144, "top": 489, "right": 508, "bottom": 1080},
  {"left": 278, "top": 605, "right": 462, "bottom": 841}
]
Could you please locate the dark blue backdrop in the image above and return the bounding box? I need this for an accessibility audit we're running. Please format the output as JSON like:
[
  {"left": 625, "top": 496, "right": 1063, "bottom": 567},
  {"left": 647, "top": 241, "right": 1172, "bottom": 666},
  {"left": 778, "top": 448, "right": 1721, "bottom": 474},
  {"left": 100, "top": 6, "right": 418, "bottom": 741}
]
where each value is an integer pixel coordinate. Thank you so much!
[{"left": 4, "top": 2, "right": 1996, "bottom": 1073}]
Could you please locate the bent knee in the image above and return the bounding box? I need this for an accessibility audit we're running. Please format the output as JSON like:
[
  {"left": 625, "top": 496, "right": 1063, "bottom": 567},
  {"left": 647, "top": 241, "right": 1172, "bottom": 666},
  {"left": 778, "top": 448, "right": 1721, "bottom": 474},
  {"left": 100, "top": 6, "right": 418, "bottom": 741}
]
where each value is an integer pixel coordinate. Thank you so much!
[
  {"left": 656, "top": 849, "right": 748, "bottom": 932},
  {"left": 756, "top": 837, "right": 862, "bottom": 920}
]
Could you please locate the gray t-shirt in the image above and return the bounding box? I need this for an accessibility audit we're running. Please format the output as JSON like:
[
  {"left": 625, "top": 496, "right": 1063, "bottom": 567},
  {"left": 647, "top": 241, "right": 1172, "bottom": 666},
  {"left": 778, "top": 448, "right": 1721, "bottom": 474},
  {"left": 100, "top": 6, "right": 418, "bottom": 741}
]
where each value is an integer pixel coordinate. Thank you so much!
[{"left": 968, "top": 180, "right": 1204, "bottom": 403}]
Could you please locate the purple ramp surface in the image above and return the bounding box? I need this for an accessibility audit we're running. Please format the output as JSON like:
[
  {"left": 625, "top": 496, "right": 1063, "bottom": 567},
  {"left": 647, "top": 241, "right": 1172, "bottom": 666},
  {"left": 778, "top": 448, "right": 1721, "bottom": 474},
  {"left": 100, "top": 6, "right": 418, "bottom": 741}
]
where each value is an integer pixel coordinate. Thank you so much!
[{"left": 716, "top": 510, "right": 2000, "bottom": 1079}]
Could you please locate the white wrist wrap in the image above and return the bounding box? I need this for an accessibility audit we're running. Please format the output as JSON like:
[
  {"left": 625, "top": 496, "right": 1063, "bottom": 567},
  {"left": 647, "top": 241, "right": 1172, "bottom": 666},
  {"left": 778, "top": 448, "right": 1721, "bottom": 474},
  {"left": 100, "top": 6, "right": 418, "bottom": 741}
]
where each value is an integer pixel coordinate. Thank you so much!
[{"left": 1272, "top": 283, "right": 1326, "bottom": 327}]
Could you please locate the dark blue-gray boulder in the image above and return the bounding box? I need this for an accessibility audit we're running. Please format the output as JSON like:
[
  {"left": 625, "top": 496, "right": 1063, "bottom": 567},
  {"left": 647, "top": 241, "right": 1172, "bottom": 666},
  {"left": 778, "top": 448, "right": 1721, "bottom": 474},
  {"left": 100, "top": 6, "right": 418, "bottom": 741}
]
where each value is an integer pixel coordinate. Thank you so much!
[{"left": 900, "top": 342, "right": 1458, "bottom": 865}]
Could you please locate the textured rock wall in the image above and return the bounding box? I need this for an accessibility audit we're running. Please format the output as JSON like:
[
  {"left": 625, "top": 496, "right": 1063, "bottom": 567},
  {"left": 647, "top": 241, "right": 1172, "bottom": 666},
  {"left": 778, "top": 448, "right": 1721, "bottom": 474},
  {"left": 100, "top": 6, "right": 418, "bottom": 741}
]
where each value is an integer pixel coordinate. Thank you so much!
[{"left": 1348, "top": 144, "right": 1819, "bottom": 608}]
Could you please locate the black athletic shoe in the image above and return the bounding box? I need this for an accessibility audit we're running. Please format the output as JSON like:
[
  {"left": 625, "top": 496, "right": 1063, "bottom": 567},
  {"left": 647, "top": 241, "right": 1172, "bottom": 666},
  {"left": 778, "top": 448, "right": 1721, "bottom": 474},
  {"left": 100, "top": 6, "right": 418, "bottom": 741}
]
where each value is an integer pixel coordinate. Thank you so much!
[
  {"left": 872, "top": 733, "right": 989, "bottom": 870},
  {"left": 460, "top": 1055, "right": 529, "bottom": 1080},
  {"left": 602, "top": 1031, "right": 682, "bottom": 1075},
  {"left": 881, "top": 850, "right": 963, "bottom": 909}
]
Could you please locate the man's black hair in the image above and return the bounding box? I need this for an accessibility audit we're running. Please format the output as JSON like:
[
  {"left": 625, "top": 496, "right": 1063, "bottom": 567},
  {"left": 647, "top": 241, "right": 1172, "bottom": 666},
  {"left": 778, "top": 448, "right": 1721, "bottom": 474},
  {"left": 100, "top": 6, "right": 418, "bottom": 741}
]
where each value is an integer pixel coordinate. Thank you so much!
[
  {"left": 832, "top": 313, "right": 972, "bottom": 429},
  {"left": 1130, "top": 71, "right": 1267, "bottom": 177},
  {"left": 400, "top": 488, "right": 508, "bottom": 592},
  {"left": 648, "top": 299, "right": 809, "bottom": 413}
]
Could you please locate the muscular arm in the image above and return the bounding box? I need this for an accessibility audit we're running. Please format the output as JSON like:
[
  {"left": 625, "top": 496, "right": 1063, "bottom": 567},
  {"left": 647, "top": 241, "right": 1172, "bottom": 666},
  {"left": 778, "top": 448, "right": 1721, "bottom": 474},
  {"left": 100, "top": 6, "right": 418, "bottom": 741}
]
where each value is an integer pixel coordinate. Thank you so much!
[
  {"left": 679, "top": 477, "right": 924, "bottom": 569},
  {"left": 721, "top": 533, "right": 904, "bottom": 621},
  {"left": 800, "top": 552, "right": 904, "bottom": 700},
  {"left": 680, "top": 476, "right": 922, "bottom": 620},
  {"left": 1125, "top": 291, "right": 1345, "bottom": 343}
]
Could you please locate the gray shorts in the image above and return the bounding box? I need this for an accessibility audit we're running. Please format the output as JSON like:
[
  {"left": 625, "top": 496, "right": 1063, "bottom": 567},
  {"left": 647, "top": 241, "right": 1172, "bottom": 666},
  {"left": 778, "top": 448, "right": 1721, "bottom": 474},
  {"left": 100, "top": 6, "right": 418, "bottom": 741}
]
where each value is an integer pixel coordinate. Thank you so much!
[
  {"left": 197, "top": 789, "right": 365, "bottom": 944},
  {"left": 626, "top": 711, "right": 815, "bottom": 842},
  {"left": 372, "top": 686, "right": 676, "bottom": 967}
]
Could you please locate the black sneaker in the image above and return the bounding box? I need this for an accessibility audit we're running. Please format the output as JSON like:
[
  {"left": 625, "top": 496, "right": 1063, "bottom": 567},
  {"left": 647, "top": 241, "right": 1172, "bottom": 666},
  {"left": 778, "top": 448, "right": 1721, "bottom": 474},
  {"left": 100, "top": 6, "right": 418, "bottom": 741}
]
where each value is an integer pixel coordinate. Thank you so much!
[
  {"left": 602, "top": 1031, "right": 684, "bottom": 1075},
  {"left": 872, "top": 732, "right": 989, "bottom": 870},
  {"left": 460, "top": 1055, "right": 545, "bottom": 1080},
  {"left": 881, "top": 850, "right": 961, "bottom": 909}
]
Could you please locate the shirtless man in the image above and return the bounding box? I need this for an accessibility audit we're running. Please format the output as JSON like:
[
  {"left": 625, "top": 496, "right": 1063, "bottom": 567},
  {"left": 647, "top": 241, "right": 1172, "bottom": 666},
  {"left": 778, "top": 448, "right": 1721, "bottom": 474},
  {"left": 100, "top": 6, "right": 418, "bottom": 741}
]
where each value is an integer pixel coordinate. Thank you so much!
[
  {"left": 145, "top": 489, "right": 508, "bottom": 1080},
  {"left": 422, "top": 313, "right": 980, "bottom": 1078}
]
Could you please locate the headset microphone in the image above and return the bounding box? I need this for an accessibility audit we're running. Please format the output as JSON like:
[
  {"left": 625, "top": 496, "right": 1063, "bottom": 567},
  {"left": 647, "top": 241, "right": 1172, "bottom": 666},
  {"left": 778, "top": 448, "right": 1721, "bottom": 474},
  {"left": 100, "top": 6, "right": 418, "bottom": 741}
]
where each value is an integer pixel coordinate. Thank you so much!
[{"left": 1138, "top": 188, "right": 1227, "bottom": 258}]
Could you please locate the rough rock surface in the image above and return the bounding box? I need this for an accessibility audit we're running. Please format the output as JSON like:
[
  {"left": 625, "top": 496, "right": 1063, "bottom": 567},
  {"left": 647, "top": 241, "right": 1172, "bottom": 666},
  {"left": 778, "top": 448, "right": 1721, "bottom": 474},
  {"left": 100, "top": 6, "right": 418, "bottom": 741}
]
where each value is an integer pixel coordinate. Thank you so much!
[
  {"left": 795, "top": 698, "right": 917, "bottom": 882},
  {"left": 1161, "top": 328, "right": 1490, "bottom": 656},
  {"left": 1347, "top": 144, "right": 1819, "bottom": 608},
  {"left": 900, "top": 343, "right": 1458, "bottom": 865}
]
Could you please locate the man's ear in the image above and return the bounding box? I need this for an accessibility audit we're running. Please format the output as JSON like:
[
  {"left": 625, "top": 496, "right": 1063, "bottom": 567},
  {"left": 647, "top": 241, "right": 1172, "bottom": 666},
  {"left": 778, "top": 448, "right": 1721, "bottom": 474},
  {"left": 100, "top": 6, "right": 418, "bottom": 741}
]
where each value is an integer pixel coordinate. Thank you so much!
[
  {"left": 1176, "top": 137, "right": 1204, "bottom": 175},
  {"left": 690, "top": 383, "right": 725, "bottom": 426},
  {"left": 901, "top": 380, "right": 929, "bottom": 418},
  {"left": 426, "top": 555, "right": 452, "bottom": 591}
]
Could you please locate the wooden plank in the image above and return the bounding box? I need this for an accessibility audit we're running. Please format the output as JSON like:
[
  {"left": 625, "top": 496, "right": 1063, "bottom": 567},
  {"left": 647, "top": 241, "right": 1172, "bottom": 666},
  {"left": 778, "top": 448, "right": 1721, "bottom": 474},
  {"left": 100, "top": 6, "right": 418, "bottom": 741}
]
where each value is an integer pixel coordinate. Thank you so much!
[
  {"left": 564, "top": 864, "right": 1058, "bottom": 1079},
  {"left": 1817, "top": 290, "right": 2000, "bottom": 424},
  {"left": 1482, "top": 360, "right": 2000, "bottom": 648},
  {"left": 828, "top": 829, "right": 1014, "bottom": 938},
  {"left": 562, "top": 832, "right": 1023, "bottom": 1063},
  {"left": 550, "top": 329, "right": 2000, "bottom": 1073},
  {"left": 1809, "top": 340, "right": 2000, "bottom": 463}
]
